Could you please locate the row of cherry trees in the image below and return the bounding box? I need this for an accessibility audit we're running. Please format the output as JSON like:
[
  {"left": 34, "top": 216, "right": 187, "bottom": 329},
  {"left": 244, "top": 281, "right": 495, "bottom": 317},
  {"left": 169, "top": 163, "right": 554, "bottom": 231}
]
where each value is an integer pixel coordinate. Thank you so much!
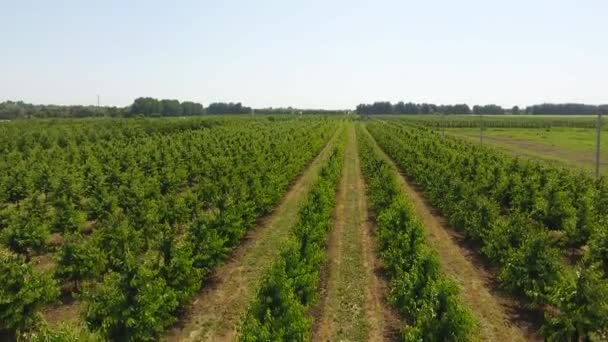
[
  {"left": 367, "top": 122, "right": 608, "bottom": 340},
  {"left": 240, "top": 131, "right": 346, "bottom": 340},
  {"left": 358, "top": 125, "right": 477, "bottom": 340},
  {"left": 0, "top": 117, "right": 337, "bottom": 340}
]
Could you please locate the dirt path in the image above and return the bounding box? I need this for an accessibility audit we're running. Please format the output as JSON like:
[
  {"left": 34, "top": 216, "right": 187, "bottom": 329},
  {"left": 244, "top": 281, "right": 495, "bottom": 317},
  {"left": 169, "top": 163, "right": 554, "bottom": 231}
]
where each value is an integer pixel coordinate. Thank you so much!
[
  {"left": 163, "top": 127, "right": 343, "bottom": 342},
  {"left": 362, "top": 126, "right": 538, "bottom": 342},
  {"left": 314, "top": 123, "right": 400, "bottom": 342}
]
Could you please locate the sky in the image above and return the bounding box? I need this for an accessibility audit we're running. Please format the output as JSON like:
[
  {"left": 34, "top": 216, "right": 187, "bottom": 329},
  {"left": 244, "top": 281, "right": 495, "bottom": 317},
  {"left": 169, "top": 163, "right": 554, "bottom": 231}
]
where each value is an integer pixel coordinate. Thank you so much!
[{"left": 1, "top": 0, "right": 607, "bottom": 109}]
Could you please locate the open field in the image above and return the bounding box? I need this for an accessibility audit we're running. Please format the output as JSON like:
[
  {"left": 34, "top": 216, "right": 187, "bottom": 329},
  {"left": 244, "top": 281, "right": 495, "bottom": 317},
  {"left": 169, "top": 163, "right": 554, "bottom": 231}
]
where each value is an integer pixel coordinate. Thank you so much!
[
  {"left": 447, "top": 127, "right": 608, "bottom": 174},
  {"left": 2, "top": 116, "right": 608, "bottom": 341},
  {"left": 379, "top": 114, "right": 605, "bottom": 128}
]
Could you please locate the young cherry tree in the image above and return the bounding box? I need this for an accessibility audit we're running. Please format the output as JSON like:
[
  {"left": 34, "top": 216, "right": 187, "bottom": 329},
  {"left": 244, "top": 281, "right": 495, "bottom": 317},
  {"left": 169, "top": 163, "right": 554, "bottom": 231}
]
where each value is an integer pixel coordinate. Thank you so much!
[{"left": 0, "top": 249, "right": 58, "bottom": 333}]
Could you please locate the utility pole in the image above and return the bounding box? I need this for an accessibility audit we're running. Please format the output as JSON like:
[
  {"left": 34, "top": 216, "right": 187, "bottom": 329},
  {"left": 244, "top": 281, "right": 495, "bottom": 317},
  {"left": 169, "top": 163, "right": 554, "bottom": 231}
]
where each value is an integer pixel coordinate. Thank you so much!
[
  {"left": 480, "top": 113, "right": 484, "bottom": 146},
  {"left": 97, "top": 94, "right": 100, "bottom": 107},
  {"left": 596, "top": 111, "right": 603, "bottom": 178}
]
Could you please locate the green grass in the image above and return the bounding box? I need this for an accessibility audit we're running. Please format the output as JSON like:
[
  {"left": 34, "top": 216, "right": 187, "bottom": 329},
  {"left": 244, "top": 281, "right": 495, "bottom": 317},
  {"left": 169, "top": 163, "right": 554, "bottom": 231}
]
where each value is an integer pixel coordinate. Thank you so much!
[{"left": 446, "top": 127, "right": 608, "bottom": 174}]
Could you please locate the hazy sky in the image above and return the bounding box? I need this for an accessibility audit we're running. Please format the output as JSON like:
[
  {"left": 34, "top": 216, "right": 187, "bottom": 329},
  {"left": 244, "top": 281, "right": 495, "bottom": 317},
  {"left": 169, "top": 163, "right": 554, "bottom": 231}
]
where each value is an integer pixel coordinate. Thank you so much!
[{"left": 1, "top": 0, "right": 607, "bottom": 109}]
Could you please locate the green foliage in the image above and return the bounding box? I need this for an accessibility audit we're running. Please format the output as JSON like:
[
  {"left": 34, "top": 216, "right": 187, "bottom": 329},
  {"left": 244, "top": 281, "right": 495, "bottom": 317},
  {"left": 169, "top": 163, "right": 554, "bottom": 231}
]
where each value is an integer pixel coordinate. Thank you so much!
[
  {"left": 240, "top": 137, "right": 345, "bottom": 339},
  {"left": 187, "top": 213, "right": 229, "bottom": 272},
  {"left": 55, "top": 233, "right": 106, "bottom": 289},
  {"left": 376, "top": 199, "right": 425, "bottom": 276},
  {"left": 130, "top": 97, "right": 204, "bottom": 116},
  {"left": 2, "top": 153, "right": 29, "bottom": 203},
  {"left": 589, "top": 225, "right": 608, "bottom": 270},
  {"left": 542, "top": 261, "right": 608, "bottom": 341},
  {"left": 365, "top": 121, "right": 608, "bottom": 338},
  {"left": 402, "top": 278, "right": 477, "bottom": 342},
  {"left": 94, "top": 213, "right": 144, "bottom": 272},
  {"left": 240, "top": 261, "right": 311, "bottom": 341},
  {"left": 2, "top": 197, "right": 49, "bottom": 256},
  {"left": 51, "top": 195, "right": 86, "bottom": 234},
  {"left": 0, "top": 249, "right": 59, "bottom": 333},
  {"left": 157, "top": 225, "right": 201, "bottom": 304},
  {"left": 83, "top": 253, "right": 179, "bottom": 341},
  {"left": 0, "top": 117, "right": 338, "bottom": 340},
  {"left": 357, "top": 125, "right": 477, "bottom": 341},
  {"left": 481, "top": 213, "right": 532, "bottom": 266},
  {"left": 498, "top": 231, "right": 562, "bottom": 304}
]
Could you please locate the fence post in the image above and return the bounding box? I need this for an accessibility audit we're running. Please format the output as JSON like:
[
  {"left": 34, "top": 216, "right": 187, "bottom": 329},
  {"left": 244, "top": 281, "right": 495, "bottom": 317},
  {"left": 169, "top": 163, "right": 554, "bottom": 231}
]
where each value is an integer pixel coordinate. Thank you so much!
[
  {"left": 480, "top": 113, "right": 484, "bottom": 146},
  {"left": 596, "top": 112, "right": 603, "bottom": 178}
]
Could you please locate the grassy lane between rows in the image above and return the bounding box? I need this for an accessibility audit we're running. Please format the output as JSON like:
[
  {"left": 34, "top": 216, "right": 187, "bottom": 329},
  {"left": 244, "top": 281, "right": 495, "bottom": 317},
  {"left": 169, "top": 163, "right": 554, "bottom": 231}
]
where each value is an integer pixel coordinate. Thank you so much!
[
  {"left": 356, "top": 123, "right": 478, "bottom": 341},
  {"left": 237, "top": 126, "right": 347, "bottom": 340},
  {"left": 314, "top": 123, "right": 399, "bottom": 341}
]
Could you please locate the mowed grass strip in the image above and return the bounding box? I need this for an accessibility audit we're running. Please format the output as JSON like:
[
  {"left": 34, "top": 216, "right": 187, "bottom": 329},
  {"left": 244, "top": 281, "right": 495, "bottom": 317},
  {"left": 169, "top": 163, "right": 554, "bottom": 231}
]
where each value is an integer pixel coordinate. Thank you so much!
[{"left": 315, "top": 124, "right": 374, "bottom": 341}]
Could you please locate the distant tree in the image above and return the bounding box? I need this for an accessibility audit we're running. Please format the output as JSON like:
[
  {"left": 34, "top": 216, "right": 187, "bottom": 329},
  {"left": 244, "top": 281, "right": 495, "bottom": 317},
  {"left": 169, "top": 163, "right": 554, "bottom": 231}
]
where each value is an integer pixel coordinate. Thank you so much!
[
  {"left": 473, "top": 104, "right": 505, "bottom": 115},
  {"left": 403, "top": 102, "right": 418, "bottom": 114},
  {"left": 356, "top": 104, "right": 371, "bottom": 115},
  {"left": 160, "top": 99, "right": 182, "bottom": 116},
  {"left": 181, "top": 101, "right": 204, "bottom": 115},
  {"left": 358, "top": 101, "right": 465, "bottom": 115},
  {"left": 440, "top": 104, "right": 471, "bottom": 115},
  {"left": 371, "top": 101, "right": 393, "bottom": 114},
  {"left": 130, "top": 97, "right": 163, "bottom": 116},
  {"left": 207, "top": 102, "right": 252, "bottom": 115},
  {"left": 512, "top": 105, "right": 520, "bottom": 114},
  {"left": 525, "top": 103, "right": 600, "bottom": 115},
  {"left": 392, "top": 101, "right": 419, "bottom": 114},
  {"left": 419, "top": 103, "right": 438, "bottom": 114},
  {"left": 393, "top": 101, "right": 406, "bottom": 114}
]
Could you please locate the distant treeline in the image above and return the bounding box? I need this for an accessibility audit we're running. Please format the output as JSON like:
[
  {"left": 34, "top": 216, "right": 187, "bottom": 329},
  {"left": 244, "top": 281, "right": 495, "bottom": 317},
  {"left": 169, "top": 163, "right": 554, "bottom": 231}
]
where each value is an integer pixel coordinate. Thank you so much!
[
  {"left": 130, "top": 97, "right": 252, "bottom": 116},
  {"left": 0, "top": 101, "right": 125, "bottom": 119},
  {"left": 3, "top": 98, "right": 607, "bottom": 119},
  {"left": 526, "top": 103, "right": 608, "bottom": 115},
  {"left": 356, "top": 102, "right": 473, "bottom": 115},
  {"left": 130, "top": 97, "right": 205, "bottom": 116},
  {"left": 252, "top": 107, "right": 346, "bottom": 115},
  {"left": 0, "top": 98, "right": 253, "bottom": 119},
  {"left": 355, "top": 101, "right": 608, "bottom": 115},
  {"left": 0, "top": 98, "right": 348, "bottom": 119}
]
